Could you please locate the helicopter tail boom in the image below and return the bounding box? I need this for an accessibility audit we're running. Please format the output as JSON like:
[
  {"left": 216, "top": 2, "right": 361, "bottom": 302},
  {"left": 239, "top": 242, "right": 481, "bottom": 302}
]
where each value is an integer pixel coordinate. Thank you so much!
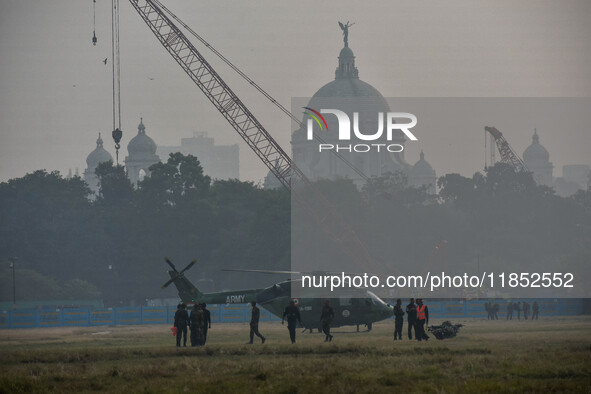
[{"left": 161, "top": 258, "right": 204, "bottom": 302}]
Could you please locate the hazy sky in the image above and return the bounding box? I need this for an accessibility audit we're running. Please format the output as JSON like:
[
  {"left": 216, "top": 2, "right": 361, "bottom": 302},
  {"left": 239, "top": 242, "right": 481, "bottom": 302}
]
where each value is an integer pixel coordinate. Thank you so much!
[{"left": 1, "top": 0, "right": 590, "bottom": 184}]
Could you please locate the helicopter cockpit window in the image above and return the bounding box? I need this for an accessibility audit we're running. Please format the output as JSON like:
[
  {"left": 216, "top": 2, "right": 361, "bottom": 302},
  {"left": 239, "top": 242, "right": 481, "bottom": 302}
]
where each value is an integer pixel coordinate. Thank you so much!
[{"left": 367, "top": 291, "right": 388, "bottom": 306}]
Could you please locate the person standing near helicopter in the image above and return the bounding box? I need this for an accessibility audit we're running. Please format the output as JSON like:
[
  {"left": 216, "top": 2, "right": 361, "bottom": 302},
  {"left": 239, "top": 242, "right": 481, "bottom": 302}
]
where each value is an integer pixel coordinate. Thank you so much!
[
  {"left": 282, "top": 300, "right": 302, "bottom": 344},
  {"left": 173, "top": 303, "right": 189, "bottom": 347},
  {"left": 406, "top": 298, "right": 417, "bottom": 339},
  {"left": 393, "top": 299, "right": 405, "bottom": 340},
  {"left": 320, "top": 300, "right": 334, "bottom": 342}
]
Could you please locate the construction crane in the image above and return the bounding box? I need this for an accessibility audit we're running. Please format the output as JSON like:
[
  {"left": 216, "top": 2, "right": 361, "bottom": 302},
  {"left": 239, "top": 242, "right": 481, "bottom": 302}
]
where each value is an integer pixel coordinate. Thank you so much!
[
  {"left": 484, "top": 126, "right": 528, "bottom": 172},
  {"left": 126, "top": 0, "right": 384, "bottom": 274}
]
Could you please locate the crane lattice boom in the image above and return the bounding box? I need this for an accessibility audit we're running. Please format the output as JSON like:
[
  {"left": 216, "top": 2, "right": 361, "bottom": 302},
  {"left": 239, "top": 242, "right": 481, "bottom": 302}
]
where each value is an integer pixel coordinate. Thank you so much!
[
  {"left": 484, "top": 126, "right": 528, "bottom": 172},
  {"left": 128, "top": 0, "right": 383, "bottom": 274}
]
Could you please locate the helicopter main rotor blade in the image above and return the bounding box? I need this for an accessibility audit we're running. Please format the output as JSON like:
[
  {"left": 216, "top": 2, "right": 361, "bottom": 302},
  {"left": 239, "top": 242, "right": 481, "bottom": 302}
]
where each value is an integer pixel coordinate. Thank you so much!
[
  {"left": 179, "top": 260, "right": 196, "bottom": 274},
  {"left": 221, "top": 268, "right": 361, "bottom": 276},
  {"left": 161, "top": 277, "right": 175, "bottom": 289},
  {"left": 164, "top": 257, "right": 177, "bottom": 272},
  {"left": 221, "top": 268, "right": 301, "bottom": 275}
]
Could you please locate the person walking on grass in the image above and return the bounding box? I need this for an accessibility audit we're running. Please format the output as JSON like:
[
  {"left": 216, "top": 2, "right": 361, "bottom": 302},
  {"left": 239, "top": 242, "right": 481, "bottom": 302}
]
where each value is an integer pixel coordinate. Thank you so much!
[
  {"left": 248, "top": 301, "right": 266, "bottom": 344},
  {"left": 320, "top": 300, "right": 334, "bottom": 342}
]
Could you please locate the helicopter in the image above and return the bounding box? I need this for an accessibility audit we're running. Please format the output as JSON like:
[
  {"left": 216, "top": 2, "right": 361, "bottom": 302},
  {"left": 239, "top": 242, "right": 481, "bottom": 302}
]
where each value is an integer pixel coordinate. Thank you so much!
[{"left": 162, "top": 258, "right": 394, "bottom": 332}]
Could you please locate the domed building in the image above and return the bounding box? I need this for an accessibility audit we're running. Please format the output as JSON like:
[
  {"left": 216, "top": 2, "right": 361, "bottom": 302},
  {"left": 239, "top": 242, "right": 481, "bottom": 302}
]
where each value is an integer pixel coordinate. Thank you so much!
[
  {"left": 125, "top": 118, "right": 160, "bottom": 185},
  {"left": 83, "top": 133, "right": 113, "bottom": 193},
  {"left": 290, "top": 28, "right": 410, "bottom": 187},
  {"left": 523, "top": 129, "right": 553, "bottom": 186},
  {"left": 409, "top": 150, "right": 436, "bottom": 194}
]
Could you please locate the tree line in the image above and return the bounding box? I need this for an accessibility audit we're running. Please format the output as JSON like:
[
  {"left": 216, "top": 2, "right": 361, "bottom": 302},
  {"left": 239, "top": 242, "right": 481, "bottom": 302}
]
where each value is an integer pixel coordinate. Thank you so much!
[{"left": 0, "top": 154, "right": 589, "bottom": 305}]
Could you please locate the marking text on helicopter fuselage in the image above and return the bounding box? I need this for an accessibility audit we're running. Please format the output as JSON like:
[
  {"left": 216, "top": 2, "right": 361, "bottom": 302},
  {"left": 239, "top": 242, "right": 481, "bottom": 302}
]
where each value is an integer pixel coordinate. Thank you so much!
[{"left": 226, "top": 294, "right": 246, "bottom": 304}]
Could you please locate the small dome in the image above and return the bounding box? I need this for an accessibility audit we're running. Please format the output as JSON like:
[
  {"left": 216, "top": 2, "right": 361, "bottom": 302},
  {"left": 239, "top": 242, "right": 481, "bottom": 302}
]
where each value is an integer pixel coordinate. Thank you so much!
[
  {"left": 523, "top": 130, "right": 549, "bottom": 163},
  {"left": 410, "top": 151, "right": 436, "bottom": 178},
  {"left": 86, "top": 133, "right": 113, "bottom": 168},
  {"left": 339, "top": 46, "right": 355, "bottom": 59},
  {"left": 127, "top": 118, "right": 157, "bottom": 155}
]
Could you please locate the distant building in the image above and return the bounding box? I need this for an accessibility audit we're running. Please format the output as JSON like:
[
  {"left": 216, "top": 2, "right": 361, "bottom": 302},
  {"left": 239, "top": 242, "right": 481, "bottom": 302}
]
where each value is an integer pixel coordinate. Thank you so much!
[
  {"left": 562, "top": 164, "right": 590, "bottom": 190},
  {"left": 521, "top": 129, "right": 589, "bottom": 196},
  {"left": 83, "top": 133, "right": 113, "bottom": 193},
  {"left": 125, "top": 118, "right": 160, "bottom": 185},
  {"left": 409, "top": 150, "right": 437, "bottom": 194},
  {"left": 290, "top": 30, "right": 411, "bottom": 188},
  {"left": 523, "top": 129, "right": 553, "bottom": 187},
  {"left": 157, "top": 132, "right": 239, "bottom": 180},
  {"left": 554, "top": 164, "right": 591, "bottom": 197}
]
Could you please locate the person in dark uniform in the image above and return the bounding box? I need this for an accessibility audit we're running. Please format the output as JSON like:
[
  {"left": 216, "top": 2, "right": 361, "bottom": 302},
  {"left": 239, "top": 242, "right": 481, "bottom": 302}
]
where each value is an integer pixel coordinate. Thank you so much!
[
  {"left": 493, "top": 303, "right": 499, "bottom": 320},
  {"left": 393, "top": 299, "right": 404, "bottom": 340},
  {"left": 506, "top": 300, "right": 513, "bottom": 320},
  {"left": 320, "top": 300, "right": 335, "bottom": 342},
  {"left": 201, "top": 303, "right": 211, "bottom": 345},
  {"left": 415, "top": 298, "right": 429, "bottom": 341},
  {"left": 174, "top": 303, "right": 189, "bottom": 347},
  {"left": 248, "top": 301, "right": 266, "bottom": 344},
  {"left": 282, "top": 300, "right": 302, "bottom": 344},
  {"left": 485, "top": 302, "right": 491, "bottom": 320},
  {"left": 406, "top": 298, "right": 417, "bottom": 339},
  {"left": 532, "top": 301, "right": 539, "bottom": 320},
  {"left": 515, "top": 301, "right": 522, "bottom": 320},
  {"left": 523, "top": 301, "right": 530, "bottom": 320},
  {"left": 189, "top": 303, "right": 204, "bottom": 346}
]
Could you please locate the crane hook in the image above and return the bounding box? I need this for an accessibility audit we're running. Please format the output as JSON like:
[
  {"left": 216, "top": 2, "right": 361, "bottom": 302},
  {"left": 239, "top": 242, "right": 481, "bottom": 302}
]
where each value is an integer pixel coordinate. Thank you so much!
[
  {"left": 112, "top": 128, "right": 122, "bottom": 165},
  {"left": 92, "top": 31, "right": 97, "bottom": 46}
]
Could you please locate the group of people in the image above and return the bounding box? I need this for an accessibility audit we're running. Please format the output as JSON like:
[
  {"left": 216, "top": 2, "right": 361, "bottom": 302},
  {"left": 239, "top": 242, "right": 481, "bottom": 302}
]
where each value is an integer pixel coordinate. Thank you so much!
[
  {"left": 483, "top": 301, "right": 540, "bottom": 320},
  {"left": 504, "top": 300, "right": 540, "bottom": 320},
  {"left": 173, "top": 302, "right": 212, "bottom": 347},
  {"left": 392, "top": 298, "right": 430, "bottom": 341},
  {"left": 258, "top": 299, "right": 335, "bottom": 345},
  {"left": 484, "top": 302, "right": 500, "bottom": 319},
  {"left": 174, "top": 299, "right": 335, "bottom": 346}
]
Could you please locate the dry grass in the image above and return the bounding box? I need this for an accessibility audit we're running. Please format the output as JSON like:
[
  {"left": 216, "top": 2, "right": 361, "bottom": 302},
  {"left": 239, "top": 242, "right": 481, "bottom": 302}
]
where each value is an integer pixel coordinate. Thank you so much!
[{"left": 0, "top": 317, "right": 590, "bottom": 393}]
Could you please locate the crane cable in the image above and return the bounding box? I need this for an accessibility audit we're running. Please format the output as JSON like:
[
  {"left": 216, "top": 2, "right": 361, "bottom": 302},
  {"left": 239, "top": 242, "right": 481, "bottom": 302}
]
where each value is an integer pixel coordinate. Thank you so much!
[
  {"left": 92, "top": 0, "right": 97, "bottom": 46},
  {"left": 151, "top": 0, "right": 373, "bottom": 184},
  {"left": 111, "top": 0, "right": 123, "bottom": 164}
]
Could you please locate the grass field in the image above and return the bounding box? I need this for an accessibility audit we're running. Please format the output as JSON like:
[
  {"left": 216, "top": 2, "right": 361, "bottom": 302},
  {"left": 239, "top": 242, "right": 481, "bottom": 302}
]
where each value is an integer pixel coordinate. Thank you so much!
[{"left": 1, "top": 316, "right": 590, "bottom": 393}]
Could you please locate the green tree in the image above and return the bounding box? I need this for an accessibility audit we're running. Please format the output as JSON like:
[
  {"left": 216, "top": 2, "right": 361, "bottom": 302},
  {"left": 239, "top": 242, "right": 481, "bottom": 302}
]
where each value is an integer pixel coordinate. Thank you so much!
[
  {"left": 0, "top": 170, "right": 92, "bottom": 279},
  {"left": 437, "top": 173, "right": 475, "bottom": 206},
  {"left": 139, "top": 153, "right": 211, "bottom": 207},
  {"left": 0, "top": 268, "right": 62, "bottom": 301},
  {"left": 95, "top": 161, "right": 134, "bottom": 206}
]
